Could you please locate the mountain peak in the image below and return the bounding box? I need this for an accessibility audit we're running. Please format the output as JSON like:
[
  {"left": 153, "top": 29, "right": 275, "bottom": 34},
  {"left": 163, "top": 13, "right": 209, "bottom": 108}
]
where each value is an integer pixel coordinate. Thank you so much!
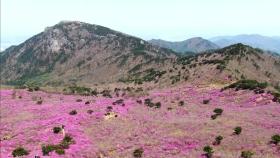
[{"left": 0, "top": 21, "right": 176, "bottom": 85}]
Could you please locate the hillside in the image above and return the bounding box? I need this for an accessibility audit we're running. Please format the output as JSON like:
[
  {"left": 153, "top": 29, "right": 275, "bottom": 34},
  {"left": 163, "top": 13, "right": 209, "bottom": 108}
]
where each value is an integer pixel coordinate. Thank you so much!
[
  {"left": 149, "top": 37, "right": 219, "bottom": 53},
  {"left": 123, "top": 43, "right": 280, "bottom": 89},
  {"left": 0, "top": 21, "right": 176, "bottom": 86},
  {"left": 1, "top": 83, "right": 280, "bottom": 157}
]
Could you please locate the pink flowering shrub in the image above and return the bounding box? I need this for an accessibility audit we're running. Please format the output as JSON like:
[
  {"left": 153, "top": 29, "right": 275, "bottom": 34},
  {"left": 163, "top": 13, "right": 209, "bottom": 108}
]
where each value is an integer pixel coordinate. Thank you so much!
[{"left": 0, "top": 84, "right": 280, "bottom": 157}]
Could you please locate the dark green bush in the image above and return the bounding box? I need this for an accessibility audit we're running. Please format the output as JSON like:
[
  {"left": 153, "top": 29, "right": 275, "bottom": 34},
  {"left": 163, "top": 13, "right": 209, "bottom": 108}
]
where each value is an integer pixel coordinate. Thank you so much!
[
  {"left": 214, "top": 136, "right": 223, "bottom": 145},
  {"left": 144, "top": 98, "right": 154, "bottom": 107},
  {"left": 101, "top": 90, "right": 112, "bottom": 98},
  {"left": 271, "top": 134, "right": 280, "bottom": 144},
  {"left": 107, "top": 106, "right": 113, "bottom": 111},
  {"left": 53, "top": 127, "right": 62, "bottom": 134},
  {"left": 271, "top": 92, "right": 280, "bottom": 103},
  {"left": 155, "top": 102, "right": 161, "bottom": 108},
  {"left": 76, "top": 99, "right": 82, "bottom": 102},
  {"left": 87, "top": 109, "right": 94, "bottom": 114},
  {"left": 67, "top": 86, "right": 92, "bottom": 95},
  {"left": 211, "top": 114, "right": 219, "bottom": 120},
  {"left": 213, "top": 108, "right": 223, "bottom": 115},
  {"left": 136, "top": 100, "right": 142, "bottom": 104},
  {"left": 113, "top": 99, "right": 124, "bottom": 105},
  {"left": 178, "top": 101, "right": 184, "bottom": 106},
  {"left": 203, "top": 99, "right": 210, "bottom": 104},
  {"left": 42, "top": 144, "right": 57, "bottom": 156},
  {"left": 203, "top": 145, "right": 214, "bottom": 158},
  {"left": 241, "top": 150, "right": 254, "bottom": 158},
  {"left": 55, "top": 148, "right": 65, "bottom": 155},
  {"left": 133, "top": 148, "right": 144, "bottom": 158},
  {"left": 234, "top": 126, "right": 242, "bottom": 135},
  {"left": 69, "top": 110, "right": 77, "bottom": 115},
  {"left": 37, "top": 99, "right": 43, "bottom": 105},
  {"left": 60, "top": 135, "right": 74, "bottom": 149},
  {"left": 12, "top": 147, "right": 29, "bottom": 157}
]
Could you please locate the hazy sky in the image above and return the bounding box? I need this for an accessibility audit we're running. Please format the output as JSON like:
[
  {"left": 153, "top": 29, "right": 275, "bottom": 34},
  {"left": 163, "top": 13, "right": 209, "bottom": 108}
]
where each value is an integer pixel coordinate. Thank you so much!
[{"left": 1, "top": 0, "right": 280, "bottom": 50}]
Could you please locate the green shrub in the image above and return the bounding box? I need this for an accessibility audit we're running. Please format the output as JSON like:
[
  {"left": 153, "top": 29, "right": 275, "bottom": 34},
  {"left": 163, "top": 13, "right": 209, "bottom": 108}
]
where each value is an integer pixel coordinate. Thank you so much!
[
  {"left": 271, "top": 134, "right": 280, "bottom": 144},
  {"left": 69, "top": 110, "right": 77, "bottom": 115},
  {"left": 155, "top": 102, "right": 161, "bottom": 108},
  {"left": 27, "top": 85, "right": 40, "bottom": 92},
  {"left": 214, "top": 136, "right": 223, "bottom": 145},
  {"left": 12, "top": 147, "right": 29, "bottom": 157},
  {"left": 42, "top": 135, "right": 74, "bottom": 155},
  {"left": 271, "top": 92, "right": 280, "bottom": 103},
  {"left": 60, "top": 135, "right": 74, "bottom": 149},
  {"left": 113, "top": 99, "right": 124, "bottom": 105},
  {"left": 67, "top": 86, "right": 92, "bottom": 95},
  {"left": 101, "top": 90, "right": 112, "bottom": 98},
  {"left": 234, "top": 126, "right": 242, "bottom": 135},
  {"left": 211, "top": 114, "right": 219, "bottom": 120},
  {"left": 144, "top": 98, "right": 154, "bottom": 107},
  {"left": 203, "top": 145, "right": 214, "bottom": 158},
  {"left": 42, "top": 144, "right": 57, "bottom": 156},
  {"left": 241, "top": 150, "right": 254, "bottom": 158},
  {"left": 87, "top": 109, "right": 94, "bottom": 114},
  {"left": 37, "top": 99, "right": 43, "bottom": 105},
  {"left": 203, "top": 99, "right": 210, "bottom": 104},
  {"left": 133, "top": 148, "right": 144, "bottom": 158},
  {"left": 107, "top": 106, "right": 113, "bottom": 111},
  {"left": 213, "top": 108, "right": 223, "bottom": 115},
  {"left": 76, "top": 99, "right": 82, "bottom": 102},
  {"left": 53, "top": 127, "right": 62, "bottom": 134},
  {"left": 178, "top": 101, "right": 184, "bottom": 106},
  {"left": 55, "top": 148, "right": 65, "bottom": 155}
]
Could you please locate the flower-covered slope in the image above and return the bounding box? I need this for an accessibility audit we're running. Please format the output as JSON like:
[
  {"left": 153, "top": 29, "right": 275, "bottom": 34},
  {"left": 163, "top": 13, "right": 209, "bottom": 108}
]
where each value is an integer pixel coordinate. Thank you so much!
[{"left": 1, "top": 85, "right": 279, "bottom": 157}]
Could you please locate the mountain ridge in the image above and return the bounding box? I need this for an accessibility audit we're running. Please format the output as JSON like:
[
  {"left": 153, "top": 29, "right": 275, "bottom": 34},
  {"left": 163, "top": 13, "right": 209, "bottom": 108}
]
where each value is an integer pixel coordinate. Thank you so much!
[{"left": 149, "top": 37, "right": 219, "bottom": 54}]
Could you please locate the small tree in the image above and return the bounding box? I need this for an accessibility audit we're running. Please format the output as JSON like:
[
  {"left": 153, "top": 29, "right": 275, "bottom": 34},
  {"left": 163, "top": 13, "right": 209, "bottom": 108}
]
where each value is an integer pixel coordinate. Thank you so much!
[
  {"left": 133, "top": 148, "right": 144, "bottom": 158},
  {"left": 214, "top": 136, "right": 223, "bottom": 145},
  {"left": 12, "top": 147, "right": 29, "bottom": 157},
  {"left": 178, "top": 101, "right": 184, "bottom": 106},
  {"left": 234, "top": 126, "right": 242, "bottom": 135},
  {"left": 211, "top": 114, "right": 219, "bottom": 120},
  {"left": 241, "top": 150, "right": 254, "bottom": 158},
  {"left": 203, "top": 145, "right": 214, "bottom": 158},
  {"left": 271, "top": 134, "right": 280, "bottom": 144},
  {"left": 213, "top": 108, "right": 223, "bottom": 115},
  {"left": 53, "top": 127, "right": 62, "bottom": 134},
  {"left": 203, "top": 99, "right": 210, "bottom": 104},
  {"left": 76, "top": 99, "right": 82, "bottom": 102},
  {"left": 69, "top": 110, "right": 77, "bottom": 115},
  {"left": 55, "top": 148, "right": 65, "bottom": 155},
  {"left": 155, "top": 102, "right": 161, "bottom": 108},
  {"left": 87, "top": 109, "right": 94, "bottom": 114}
]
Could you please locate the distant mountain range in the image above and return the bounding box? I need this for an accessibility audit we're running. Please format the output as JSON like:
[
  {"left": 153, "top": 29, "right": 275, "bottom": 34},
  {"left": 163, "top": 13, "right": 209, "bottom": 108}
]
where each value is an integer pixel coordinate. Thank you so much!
[
  {"left": 148, "top": 37, "right": 219, "bottom": 54},
  {"left": 210, "top": 34, "right": 280, "bottom": 53}
]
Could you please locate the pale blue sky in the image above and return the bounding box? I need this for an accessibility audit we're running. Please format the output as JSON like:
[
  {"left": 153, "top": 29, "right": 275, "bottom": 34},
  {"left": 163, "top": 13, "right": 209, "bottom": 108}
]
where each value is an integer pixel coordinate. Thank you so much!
[{"left": 1, "top": 0, "right": 280, "bottom": 50}]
